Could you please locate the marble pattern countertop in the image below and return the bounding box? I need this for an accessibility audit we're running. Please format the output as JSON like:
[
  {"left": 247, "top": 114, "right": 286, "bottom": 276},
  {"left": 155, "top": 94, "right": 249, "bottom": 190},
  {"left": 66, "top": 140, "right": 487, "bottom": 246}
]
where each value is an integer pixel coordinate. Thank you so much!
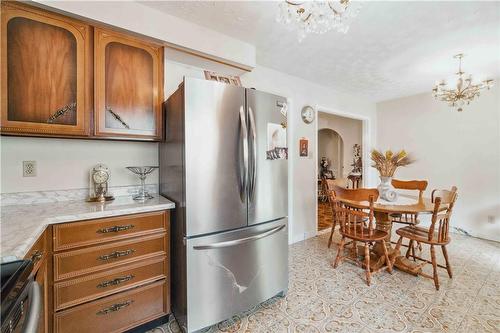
[{"left": 0, "top": 195, "right": 175, "bottom": 261}]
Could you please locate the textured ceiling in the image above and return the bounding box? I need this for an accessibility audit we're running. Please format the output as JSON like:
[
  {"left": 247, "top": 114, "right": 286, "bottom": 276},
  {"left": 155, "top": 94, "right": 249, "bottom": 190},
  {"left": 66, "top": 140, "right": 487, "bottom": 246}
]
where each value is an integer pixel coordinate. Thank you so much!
[{"left": 142, "top": 1, "right": 500, "bottom": 102}]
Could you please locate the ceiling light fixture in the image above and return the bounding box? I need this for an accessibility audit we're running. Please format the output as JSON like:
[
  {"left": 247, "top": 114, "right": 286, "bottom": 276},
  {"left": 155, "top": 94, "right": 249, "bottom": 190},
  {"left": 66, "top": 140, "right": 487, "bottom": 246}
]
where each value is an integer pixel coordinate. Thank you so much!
[
  {"left": 276, "top": 0, "right": 360, "bottom": 42},
  {"left": 432, "top": 54, "right": 494, "bottom": 112}
]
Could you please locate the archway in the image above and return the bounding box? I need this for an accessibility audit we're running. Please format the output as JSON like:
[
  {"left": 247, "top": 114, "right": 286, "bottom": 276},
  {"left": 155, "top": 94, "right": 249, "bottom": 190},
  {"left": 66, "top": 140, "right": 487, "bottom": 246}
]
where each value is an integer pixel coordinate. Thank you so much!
[
  {"left": 317, "top": 128, "right": 345, "bottom": 232},
  {"left": 318, "top": 128, "right": 344, "bottom": 179}
]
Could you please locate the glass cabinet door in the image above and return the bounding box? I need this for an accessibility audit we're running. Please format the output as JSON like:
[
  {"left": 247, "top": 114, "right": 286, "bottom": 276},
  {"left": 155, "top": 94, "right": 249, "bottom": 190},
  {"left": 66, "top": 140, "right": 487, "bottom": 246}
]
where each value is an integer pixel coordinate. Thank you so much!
[
  {"left": 0, "top": 2, "right": 91, "bottom": 137},
  {"left": 94, "top": 28, "right": 164, "bottom": 140}
]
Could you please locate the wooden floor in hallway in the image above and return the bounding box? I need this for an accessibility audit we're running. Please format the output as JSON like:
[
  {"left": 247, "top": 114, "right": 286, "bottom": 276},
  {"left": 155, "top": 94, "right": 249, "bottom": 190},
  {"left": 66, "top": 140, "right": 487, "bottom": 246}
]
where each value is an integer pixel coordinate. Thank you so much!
[{"left": 318, "top": 201, "right": 333, "bottom": 231}]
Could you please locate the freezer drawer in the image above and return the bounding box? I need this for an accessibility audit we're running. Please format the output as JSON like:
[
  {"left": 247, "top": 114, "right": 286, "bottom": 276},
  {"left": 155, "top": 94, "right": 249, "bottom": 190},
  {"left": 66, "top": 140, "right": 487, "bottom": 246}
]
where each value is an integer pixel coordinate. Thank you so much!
[{"left": 185, "top": 219, "right": 288, "bottom": 332}]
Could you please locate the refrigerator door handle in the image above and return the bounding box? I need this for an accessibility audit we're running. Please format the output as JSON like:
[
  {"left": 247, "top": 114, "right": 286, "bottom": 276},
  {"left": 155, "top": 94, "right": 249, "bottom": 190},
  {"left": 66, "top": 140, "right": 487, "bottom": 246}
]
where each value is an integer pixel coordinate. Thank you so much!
[
  {"left": 248, "top": 106, "right": 257, "bottom": 201},
  {"left": 239, "top": 106, "right": 249, "bottom": 201},
  {"left": 193, "top": 224, "right": 286, "bottom": 250}
]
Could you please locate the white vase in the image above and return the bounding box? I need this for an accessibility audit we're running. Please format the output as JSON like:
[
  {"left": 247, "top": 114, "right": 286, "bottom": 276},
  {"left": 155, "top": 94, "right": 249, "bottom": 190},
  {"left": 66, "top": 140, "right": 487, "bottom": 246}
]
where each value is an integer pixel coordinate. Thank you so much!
[{"left": 377, "top": 176, "right": 398, "bottom": 202}]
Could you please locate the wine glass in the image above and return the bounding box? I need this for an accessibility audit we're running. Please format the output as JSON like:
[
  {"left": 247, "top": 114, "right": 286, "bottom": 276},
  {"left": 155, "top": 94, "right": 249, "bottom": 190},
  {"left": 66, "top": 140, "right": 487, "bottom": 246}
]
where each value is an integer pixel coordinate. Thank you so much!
[{"left": 126, "top": 166, "right": 158, "bottom": 201}]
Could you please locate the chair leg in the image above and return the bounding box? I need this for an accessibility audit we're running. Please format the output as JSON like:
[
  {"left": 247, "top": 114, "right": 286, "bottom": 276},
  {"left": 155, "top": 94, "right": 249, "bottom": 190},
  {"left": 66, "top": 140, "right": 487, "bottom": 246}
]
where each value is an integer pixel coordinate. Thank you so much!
[
  {"left": 381, "top": 240, "right": 393, "bottom": 274},
  {"left": 364, "top": 243, "right": 371, "bottom": 286},
  {"left": 353, "top": 240, "right": 358, "bottom": 258},
  {"left": 327, "top": 220, "right": 336, "bottom": 248},
  {"left": 430, "top": 245, "right": 439, "bottom": 290},
  {"left": 411, "top": 242, "right": 416, "bottom": 261},
  {"left": 392, "top": 236, "right": 404, "bottom": 266},
  {"left": 405, "top": 239, "right": 414, "bottom": 259},
  {"left": 417, "top": 241, "right": 422, "bottom": 252},
  {"left": 441, "top": 245, "right": 453, "bottom": 278},
  {"left": 333, "top": 236, "right": 345, "bottom": 268}
]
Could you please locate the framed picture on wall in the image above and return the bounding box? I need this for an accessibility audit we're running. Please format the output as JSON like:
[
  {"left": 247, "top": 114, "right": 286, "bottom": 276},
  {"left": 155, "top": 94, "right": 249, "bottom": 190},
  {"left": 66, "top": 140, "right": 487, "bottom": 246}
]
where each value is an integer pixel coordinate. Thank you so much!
[
  {"left": 204, "top": 70, "right": 242, "bottom": 86},
  {"left": 299, "top": 138, "right": 309, "bottom": 157}
]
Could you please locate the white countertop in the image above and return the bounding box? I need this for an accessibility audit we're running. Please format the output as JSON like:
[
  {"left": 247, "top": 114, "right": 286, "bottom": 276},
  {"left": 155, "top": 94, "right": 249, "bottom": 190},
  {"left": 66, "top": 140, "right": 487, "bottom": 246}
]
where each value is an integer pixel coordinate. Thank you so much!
[{"left": 0, "top": 195, "right": 175, "bottom": 261}]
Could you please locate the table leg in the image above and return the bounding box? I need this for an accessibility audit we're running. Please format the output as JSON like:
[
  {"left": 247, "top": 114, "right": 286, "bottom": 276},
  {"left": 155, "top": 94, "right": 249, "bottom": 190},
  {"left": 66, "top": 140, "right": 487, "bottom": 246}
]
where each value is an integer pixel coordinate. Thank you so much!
[
  {"left": 372, "top": 211, "right": 424, "bottom": 275},
  {"left": 367, "top": 212, "right": 396, "bottom": 270}
]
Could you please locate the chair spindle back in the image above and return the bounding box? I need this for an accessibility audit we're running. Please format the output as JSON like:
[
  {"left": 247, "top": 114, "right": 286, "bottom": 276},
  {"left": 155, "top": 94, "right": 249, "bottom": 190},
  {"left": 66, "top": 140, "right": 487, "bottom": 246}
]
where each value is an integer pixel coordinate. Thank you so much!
[
  {"left": 428, "top": 187, "right": 458, "bottom": 243},
  {"left": 390, "top": 179, "right": 428, "bottom": 224},
  {"left": 326, "top": 178, "right": 349, "bottom": 190},
  {"left": 331, "top": 186, "right": 379, "bottom": 237}
]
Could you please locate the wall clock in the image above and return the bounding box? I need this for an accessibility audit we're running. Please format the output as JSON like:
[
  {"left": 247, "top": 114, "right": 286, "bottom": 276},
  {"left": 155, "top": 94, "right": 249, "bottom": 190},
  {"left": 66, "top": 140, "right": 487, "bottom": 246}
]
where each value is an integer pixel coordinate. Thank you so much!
[{"left": 301, "top": 106, "right": 315, "bottom": 124}]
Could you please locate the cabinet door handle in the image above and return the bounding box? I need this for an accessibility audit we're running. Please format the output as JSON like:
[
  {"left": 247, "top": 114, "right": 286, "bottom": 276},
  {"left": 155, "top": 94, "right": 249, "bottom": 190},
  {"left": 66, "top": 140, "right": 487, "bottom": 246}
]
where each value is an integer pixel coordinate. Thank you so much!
[
  {"left": 47, "top": 102, "right": 77, "bottom": 123},
  {"left": 96, "top": 300, "right": 134, "bottom": 315},
  {"left": 96, "top": 224, "right": 135, "bottom": 234},
  {"left": 97, "top": 274, "right": 135, "bottom": 288},
  {"left": 30, "top": 250, "right": 43, "bottom": 263},
  {"left": 97, "top": 249, "right": 135, "bottom": 261},
  {"left": 106, "top": 106, "right": 130, "bottom": 129}
]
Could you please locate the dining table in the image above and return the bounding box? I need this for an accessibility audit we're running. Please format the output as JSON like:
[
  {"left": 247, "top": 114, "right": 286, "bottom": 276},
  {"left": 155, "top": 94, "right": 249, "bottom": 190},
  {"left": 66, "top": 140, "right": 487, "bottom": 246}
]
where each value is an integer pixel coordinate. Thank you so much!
[{"left": 336, "top": 194, "right": 444, "bottom": 275}]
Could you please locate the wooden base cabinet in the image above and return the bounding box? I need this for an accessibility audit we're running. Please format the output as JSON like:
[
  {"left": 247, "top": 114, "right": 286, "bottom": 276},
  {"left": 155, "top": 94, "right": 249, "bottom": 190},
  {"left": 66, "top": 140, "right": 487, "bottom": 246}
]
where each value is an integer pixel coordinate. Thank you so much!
[
  {"left": 1, "top": 1, "right": 92, "bottom": 137},
  {"left": 50, "top": 210, "right": 170, "bottom": 333},
  {"left": 54, "top": 280, "right": 168, "bottom": 333},
  {"left": 53, "top": 256, "right": 167, "bottom": 311}
]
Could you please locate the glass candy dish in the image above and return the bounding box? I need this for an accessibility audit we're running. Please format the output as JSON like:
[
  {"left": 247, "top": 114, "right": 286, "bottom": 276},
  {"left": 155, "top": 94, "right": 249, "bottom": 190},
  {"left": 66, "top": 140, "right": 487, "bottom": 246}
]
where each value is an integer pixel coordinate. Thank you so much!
[{"left": 126, "top": 166, "right": 158, "bottom": 201}]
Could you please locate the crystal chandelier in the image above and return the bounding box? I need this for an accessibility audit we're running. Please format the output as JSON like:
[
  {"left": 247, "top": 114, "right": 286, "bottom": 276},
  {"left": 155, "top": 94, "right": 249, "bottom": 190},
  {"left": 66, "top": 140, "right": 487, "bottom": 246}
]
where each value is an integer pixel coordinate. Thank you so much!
[
  {"left": 432, "top": 54, "right": 494, "bottom": 112},
  {"left": 276, "top": 1, "right": 360, "bottom": 42}
]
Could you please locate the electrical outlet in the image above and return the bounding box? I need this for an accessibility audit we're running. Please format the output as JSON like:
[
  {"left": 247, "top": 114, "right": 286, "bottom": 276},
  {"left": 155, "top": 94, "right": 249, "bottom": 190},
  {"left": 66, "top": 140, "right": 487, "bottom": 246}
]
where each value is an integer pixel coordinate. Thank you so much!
[
  {"left": 23, "top": 161, "right": 37, "bottom": 177},
  {"left": 487, "top": 216, "right": 496, "bottom": 224}
]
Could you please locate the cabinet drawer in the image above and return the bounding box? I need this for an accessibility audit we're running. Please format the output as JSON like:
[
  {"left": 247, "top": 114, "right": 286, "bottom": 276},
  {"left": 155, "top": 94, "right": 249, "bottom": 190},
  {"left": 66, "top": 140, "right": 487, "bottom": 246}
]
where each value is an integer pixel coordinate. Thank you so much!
[
  {"left": 53, "top": 211, "right": 168, "bottom": 251},
  {"left": 54, "top": 280, "right": 168, "bottom": 333},
  {"left": 54, "top": 256, "right": 166, "bottom": 310},
  {"left": 54, "top": 233, "right": 167, "bottom": 281}
]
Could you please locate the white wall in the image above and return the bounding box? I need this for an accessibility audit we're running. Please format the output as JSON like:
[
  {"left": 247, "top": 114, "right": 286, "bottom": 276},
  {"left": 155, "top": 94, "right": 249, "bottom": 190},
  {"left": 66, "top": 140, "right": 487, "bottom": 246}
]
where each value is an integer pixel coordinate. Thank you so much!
[
  {"left": 127, "top": 60, "right": 376, "bottom": 242},
  {"left": 241, "top": 66, "right": 377, "bottom": 243},
  {"left": 318, "top": 113, "right": 363, "bottom": 178},
  {"left": 164, "top": 61, "right": 377, "bottom": 243},
  {"left": 0, "top": 137, "right": 158, "bottom": 193},
  {"left": 377, "top": 83, "right": 500, "bottom": 242}
]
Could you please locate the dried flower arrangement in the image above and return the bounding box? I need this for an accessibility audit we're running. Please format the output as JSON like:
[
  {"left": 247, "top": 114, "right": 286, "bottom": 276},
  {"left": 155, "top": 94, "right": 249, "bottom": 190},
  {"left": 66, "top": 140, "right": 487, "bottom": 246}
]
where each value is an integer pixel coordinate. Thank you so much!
[{"left": 371, "top": 149, "right": 413, "bottom": 177}]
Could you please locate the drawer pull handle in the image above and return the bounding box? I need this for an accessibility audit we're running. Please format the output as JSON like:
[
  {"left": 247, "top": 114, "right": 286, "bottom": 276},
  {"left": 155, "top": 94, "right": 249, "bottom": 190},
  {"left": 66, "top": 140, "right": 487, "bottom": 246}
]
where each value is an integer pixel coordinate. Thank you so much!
[
  {"left": 97, "top": 224, "right": 135, "bottom": 234},
  {"left": 98, "top": 249, "right": 135, "bottom": 261},
  {"left": 96, "top": 300, "right": 134, "bottom": 315},
  {"left": 30, "top": 250, "right": 43, "bottom": 263},
  {"left": 97, "top": 275, "right": 135, "bottom": 288}
]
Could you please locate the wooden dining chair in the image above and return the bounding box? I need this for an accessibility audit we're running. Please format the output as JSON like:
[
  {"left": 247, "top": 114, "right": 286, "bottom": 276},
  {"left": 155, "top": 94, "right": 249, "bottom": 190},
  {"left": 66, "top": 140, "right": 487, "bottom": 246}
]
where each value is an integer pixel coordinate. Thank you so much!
[
  {"left": 331, "top": 186, "right": 393, "bottom": 286},
  {"left": 392, "top": 186, "right": 458, "bottom": 290},
  {"left": 388, "top": 179, "right": 429, "bottom": 256},
  {"left": 328, "top": 178, "right": 349, "bottom": 189},
  {"left": 326, "top": 178, "right": 349, "bottom": 248},
  {"left": 389, "top": 179, "right": 428, "bottom": 225}
]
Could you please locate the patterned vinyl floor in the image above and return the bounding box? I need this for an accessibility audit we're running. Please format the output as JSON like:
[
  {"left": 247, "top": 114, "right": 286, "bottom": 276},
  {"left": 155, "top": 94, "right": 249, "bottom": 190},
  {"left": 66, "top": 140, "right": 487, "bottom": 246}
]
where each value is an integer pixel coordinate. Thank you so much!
[{"left": 149, "top": 231, "right": 500, "bottom": 333}]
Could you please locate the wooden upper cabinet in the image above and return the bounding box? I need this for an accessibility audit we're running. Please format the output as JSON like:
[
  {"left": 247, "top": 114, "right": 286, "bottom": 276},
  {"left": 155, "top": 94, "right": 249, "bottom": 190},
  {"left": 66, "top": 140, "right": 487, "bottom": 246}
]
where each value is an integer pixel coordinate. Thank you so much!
[
  {"left": 94, "top": 28, "right": 164, "bottom": 140},
  {"left": 0, "top": 2, "right": 91, "bottom": 137}
]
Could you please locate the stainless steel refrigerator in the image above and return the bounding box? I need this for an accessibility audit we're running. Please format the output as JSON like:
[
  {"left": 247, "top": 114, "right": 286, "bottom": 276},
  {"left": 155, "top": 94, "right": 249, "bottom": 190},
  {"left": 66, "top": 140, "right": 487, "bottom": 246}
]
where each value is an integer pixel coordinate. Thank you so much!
[{"left": 160, "top": 77, "right": 288, "bottom": 332}]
